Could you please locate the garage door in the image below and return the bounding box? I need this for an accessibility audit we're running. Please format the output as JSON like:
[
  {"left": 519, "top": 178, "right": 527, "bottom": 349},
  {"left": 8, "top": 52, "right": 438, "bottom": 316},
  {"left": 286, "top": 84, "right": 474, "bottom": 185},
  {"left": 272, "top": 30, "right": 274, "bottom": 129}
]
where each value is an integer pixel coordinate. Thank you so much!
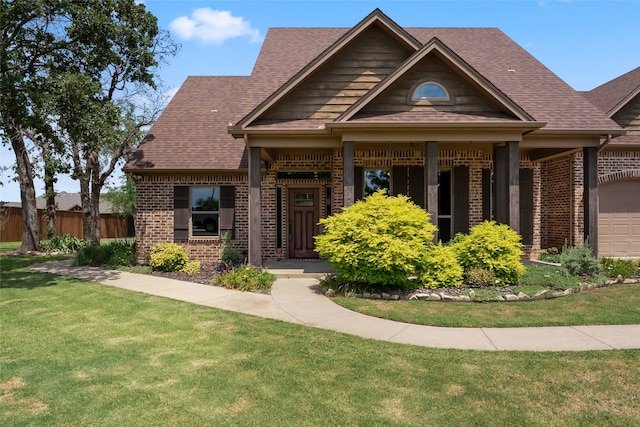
[{"left": 599, "top": 179, "right": 640, "bottom": 257}]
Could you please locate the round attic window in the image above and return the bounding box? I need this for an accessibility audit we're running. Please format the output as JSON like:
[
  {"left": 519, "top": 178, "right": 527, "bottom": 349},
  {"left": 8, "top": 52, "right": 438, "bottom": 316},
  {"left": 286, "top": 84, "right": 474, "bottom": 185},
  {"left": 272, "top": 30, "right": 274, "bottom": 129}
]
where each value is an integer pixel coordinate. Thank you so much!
[{"left": 412, "top": 82, "right": 449, "bottom": 101}]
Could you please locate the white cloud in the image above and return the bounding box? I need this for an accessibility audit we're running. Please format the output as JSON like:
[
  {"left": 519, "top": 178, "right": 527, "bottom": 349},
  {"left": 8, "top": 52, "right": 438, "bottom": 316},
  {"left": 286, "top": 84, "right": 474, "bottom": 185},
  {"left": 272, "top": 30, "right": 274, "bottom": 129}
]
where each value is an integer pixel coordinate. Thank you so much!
[{"left": 169, "top": 8, "right": 261, "bottom": 45}]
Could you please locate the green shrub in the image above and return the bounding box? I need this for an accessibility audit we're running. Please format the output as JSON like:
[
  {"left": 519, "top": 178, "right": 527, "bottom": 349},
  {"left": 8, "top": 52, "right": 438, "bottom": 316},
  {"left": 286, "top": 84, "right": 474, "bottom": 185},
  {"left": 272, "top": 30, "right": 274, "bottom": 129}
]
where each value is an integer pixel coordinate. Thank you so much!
[
  {"left": 599, "top": 258, "right": 636, "bottom": 279},
  {"left": 74, "top": 240, "right": 136, "bottom": 267},
  {"left": 520, "top": 265, "right": 582, "bottom": 290},
  {"left": 214, "top": 265, "right": 275, "bottom": 292},
  {"left": 315, "top": 190, "right": 437, "bottom": 288},
  {"left": 75, "top": 245, "right": 112, "bottom": 266},
  {"left": 149, "top": 243, "right": 188, "bottom": 272},
  {"left": 453, "top": 221, "right": 524, "bottom": 285},
  {"left": 220, "top": 231, "right": 242, "bottom": 264},
  {"left": 40, "top": 234, "right": 86, "bottom": 253},
  {"left": 419, "top": 243, "right": 463, "bottom": 289},
  {"left": 558, "top": 242, "right": 599, "bottom": 277},
  {"left": 465, "top": 268, "right": 496, "bottom": 287},
  {"left": 107, "top": 240, "right": 136, "bottom": 266},
  {"left": 538, "top": 247, "right": 562, "bottom": 263},
  {"left": 181, "top": 260, "right": 201, "bottom": 275}
]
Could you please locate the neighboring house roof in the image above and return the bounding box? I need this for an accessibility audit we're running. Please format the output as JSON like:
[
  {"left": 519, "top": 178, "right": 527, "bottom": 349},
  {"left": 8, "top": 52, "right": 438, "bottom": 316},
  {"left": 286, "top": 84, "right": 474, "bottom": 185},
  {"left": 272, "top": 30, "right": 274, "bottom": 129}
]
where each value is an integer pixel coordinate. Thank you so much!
[
  {"left": 3, "top": 192, "right": 115, "bottom": 214},
  {"left": 126, "top": 9, "right": 623, "bottom": 173},
  {"left": 582, "top": 66, "right": 640, "bottom": 147}
]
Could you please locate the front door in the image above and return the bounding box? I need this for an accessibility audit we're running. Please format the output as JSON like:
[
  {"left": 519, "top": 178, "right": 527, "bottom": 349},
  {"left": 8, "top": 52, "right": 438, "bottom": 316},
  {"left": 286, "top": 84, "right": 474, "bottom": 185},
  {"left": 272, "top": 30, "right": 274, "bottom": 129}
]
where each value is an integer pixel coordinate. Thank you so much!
[{"left": 288, "top": 188, "right": 320, "bottom": 258}]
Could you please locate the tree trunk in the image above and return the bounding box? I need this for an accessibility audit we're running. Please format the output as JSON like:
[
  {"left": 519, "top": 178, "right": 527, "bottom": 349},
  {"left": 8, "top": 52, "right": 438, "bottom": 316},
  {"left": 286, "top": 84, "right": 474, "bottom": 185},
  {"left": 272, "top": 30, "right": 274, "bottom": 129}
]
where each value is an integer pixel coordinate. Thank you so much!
[
  {"left": 43, "top": 145, "right": 57, "bottom": 238},
  {"left": 8, "top": 122, "right": 40, "bottom": 252},
  {"left": 89, "top": 167, "right": 102, "bottom": 246}
]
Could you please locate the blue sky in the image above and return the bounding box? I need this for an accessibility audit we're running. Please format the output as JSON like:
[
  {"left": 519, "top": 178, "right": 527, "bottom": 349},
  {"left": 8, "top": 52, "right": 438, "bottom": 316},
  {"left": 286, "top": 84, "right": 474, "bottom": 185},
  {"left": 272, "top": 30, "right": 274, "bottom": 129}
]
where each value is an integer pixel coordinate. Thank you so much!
[{"left": 1, "top": 0, "right": 639, "bottom": 203}]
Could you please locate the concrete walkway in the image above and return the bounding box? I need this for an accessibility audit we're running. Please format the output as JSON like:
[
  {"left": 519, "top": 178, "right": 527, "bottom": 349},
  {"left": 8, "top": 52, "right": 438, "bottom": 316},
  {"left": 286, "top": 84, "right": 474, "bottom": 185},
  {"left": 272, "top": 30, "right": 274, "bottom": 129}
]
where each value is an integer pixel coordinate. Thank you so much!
[{"left": 31, "top": 260, "right": 640, "bottom": 352}]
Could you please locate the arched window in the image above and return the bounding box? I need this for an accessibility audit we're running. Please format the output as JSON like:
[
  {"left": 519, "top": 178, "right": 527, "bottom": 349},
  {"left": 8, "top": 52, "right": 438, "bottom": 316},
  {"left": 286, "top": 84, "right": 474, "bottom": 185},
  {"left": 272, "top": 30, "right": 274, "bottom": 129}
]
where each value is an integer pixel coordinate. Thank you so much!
[{"left": 411, "top": 82, "right": 449, "bottom": 101}]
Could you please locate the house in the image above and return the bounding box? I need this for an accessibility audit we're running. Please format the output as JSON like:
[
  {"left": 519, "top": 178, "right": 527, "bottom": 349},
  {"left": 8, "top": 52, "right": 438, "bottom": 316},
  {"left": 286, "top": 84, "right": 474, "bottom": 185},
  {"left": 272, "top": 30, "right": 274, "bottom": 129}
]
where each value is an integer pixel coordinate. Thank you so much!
[
  {"left": 124, "top": 8, "right": 630, "bottom": 266},
  {"left": 582, "top": 67, "right": 640, "bottom": 257},
  {"left": 3, "top": 191, "right": 116, "bottom": 213}
]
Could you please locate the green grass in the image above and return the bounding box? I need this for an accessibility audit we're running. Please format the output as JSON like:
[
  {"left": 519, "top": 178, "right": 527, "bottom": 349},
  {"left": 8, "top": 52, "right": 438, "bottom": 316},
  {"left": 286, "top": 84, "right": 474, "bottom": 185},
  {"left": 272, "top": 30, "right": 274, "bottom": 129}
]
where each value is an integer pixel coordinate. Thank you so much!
[{"left": 2, "top": 255, "right": 640, "bottom": 425}]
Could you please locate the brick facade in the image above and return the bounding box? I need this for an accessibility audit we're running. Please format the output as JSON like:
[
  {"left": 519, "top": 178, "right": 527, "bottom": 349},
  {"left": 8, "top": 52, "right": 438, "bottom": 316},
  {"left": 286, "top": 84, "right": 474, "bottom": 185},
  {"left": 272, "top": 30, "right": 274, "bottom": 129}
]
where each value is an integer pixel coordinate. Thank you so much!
[{"left": 135, "top": 148, "right": 543, "bottom": 263}]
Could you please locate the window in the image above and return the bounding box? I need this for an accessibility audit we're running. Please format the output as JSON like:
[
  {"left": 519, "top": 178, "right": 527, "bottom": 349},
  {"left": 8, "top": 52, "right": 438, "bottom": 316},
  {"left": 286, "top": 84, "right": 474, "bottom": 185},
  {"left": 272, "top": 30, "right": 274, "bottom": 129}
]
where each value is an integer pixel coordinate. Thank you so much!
[
  {"left": 364, "top": 169, "right": 390, "bottom": 197},
  {"left": 191, "top": 187, "right": 220, "bottom": 237},
  {"left": 438, "top": 170, "right": 452, "bottom": 242},
  {"left": 411, "top": 82, "right": 450, "bottom": 101}
]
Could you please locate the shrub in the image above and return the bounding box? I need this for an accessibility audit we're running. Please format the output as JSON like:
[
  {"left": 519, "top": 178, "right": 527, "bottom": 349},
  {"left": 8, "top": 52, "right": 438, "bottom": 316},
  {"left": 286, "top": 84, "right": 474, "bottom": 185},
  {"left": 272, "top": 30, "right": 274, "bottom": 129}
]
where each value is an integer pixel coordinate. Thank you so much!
[
  {"left": 149, "top": 243, "right": 188, "bottom": 272},
  {"left": 453, "top": 221, "right": 524, "bottom": 285},
  {"left": 214, "top": 265, "right": 275, "bottom": 292},
  {"left": 599, "top": 258, "right": 636, "bottom": 279},
  {"left": 558, "top": 242, "right": 599, "bottom": 277},
  {"left": 107, "top": 240, "right": 136, "bottom": 266},
  {"left": 181, "top": 260, "right": 201, "bottom": 275},
  {"left": 539, "top": 247, "right": 562, "bottom": 263},
  {"left": 419, "top": 243, "right": 463, "bottom": 289},
  {"left": 314, "top": 190, "right": 437, "bottom": 288},
  {"left": 74, "top": 240, "right": 136, "bottom": 267},
  {"left": 220, "top": 231, "right": 242, "bottom": 265},
  {"left": 40, "top": 234, "right": 86, "bottom": 253},
  {"left": 465, "top": 268, "right": 496, "bottom": 287}
]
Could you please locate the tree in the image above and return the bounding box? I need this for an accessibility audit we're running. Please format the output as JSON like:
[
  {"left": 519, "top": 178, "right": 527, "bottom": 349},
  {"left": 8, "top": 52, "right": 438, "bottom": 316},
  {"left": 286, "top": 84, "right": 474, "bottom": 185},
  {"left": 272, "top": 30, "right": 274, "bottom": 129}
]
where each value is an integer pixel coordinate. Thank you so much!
[{"left": 0, "top": 0, "right": 177, "bottom": 250}]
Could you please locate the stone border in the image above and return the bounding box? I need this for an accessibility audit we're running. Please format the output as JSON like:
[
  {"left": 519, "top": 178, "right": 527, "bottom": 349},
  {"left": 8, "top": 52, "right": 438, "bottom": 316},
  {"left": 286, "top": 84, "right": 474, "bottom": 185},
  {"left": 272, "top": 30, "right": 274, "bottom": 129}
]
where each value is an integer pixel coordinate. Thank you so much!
[{"left": 325, "top": 275, "right": 640, "bottom": 302}]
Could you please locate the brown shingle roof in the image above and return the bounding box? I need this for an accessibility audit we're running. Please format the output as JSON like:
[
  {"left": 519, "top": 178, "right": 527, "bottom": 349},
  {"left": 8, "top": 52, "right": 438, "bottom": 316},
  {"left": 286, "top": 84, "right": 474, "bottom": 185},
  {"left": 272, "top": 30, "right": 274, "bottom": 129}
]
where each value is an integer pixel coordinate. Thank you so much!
[
  {"left": 124, "top": 76, "right": 249, "bottom": 172},
  {"left": 582, "top": 66, "right": 640, "bottom": 115},
  {"left": 3, "top": 192, "right": 114, "bottom": 213}
]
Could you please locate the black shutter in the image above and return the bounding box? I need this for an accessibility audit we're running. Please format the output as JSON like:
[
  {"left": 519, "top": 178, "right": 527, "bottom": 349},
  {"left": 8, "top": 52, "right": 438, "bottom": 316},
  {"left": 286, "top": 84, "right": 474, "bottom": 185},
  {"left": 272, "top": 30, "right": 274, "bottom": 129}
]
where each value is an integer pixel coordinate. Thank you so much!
[
  {"left": 219, "top": 186, "right": 235, "bottom": 239},
  {"left": 392, "top": 166, "right": 407, "bottom": 196},
  {"left": 482, "top": 169, "right": 492, "bottom": 221},
  {"left": 174, "top": 186, "right": 189, "bottom": 243},
  {"left": 354, "top": 166, "right": 363, "bottom": 201},
  {"left": 408, "top": 166, "right": 425, "bottom": 208},
  {"left": 453, "top": 166, "right": 470, "bottom": 234},
  {"left": 519, "top": 168, "right": 534, "bottom": 245}
]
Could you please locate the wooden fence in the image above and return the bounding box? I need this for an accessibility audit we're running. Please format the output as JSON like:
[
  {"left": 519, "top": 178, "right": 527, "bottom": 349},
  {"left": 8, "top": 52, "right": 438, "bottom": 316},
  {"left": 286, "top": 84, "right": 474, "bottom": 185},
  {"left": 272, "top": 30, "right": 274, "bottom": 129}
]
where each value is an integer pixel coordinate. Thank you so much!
[{"left": 0, "top": 206, "right": 131, "bottom": 242}]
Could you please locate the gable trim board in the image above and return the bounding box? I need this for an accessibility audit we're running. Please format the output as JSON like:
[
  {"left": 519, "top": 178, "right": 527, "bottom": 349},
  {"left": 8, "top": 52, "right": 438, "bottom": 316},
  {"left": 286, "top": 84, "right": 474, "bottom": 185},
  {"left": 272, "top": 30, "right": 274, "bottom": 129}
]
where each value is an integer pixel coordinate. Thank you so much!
[{"left": 126, "top": 8, "right": 634, "bottom": 265}]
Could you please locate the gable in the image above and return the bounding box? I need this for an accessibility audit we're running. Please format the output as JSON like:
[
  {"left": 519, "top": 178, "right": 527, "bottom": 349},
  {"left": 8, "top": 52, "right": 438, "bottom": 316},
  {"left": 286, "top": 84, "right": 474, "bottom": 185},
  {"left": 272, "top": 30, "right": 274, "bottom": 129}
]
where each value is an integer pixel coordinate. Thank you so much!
[
  {"left": 258, "top": 24, "right": 415, "bottom": 124},
  {"left": 355, "top": 51, "right": 519, "bottom": 121},
  {"left": 612, "top": 93, "right": 640, "bottom": 133}
]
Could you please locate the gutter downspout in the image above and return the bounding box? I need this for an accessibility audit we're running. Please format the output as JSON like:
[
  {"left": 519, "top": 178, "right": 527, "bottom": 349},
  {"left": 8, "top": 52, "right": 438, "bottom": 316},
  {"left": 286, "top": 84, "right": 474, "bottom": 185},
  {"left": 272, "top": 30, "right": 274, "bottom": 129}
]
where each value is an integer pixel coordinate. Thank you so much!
[{"left": 597, "top": 134, "right": 612, "bottom": 153}]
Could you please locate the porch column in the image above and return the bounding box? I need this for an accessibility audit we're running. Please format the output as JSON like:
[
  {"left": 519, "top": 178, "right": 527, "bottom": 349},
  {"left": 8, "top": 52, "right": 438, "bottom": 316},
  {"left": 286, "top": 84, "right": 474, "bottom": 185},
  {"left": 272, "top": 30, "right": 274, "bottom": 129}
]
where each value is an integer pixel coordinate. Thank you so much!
[
  {"left": 583, "top": 146, "right": 598, "bottom": 256},
  {"left": 493, "top": 142, "right": 520, "bottom": 233},
  {"left": 248, "top": 146, "right": 262, "bottom": 266},
  {"left": 343, "top": 141, "right": 355, "bottom": 207},
  {"left": 424, "top": 141, "right": 438, "bottom": 242}
]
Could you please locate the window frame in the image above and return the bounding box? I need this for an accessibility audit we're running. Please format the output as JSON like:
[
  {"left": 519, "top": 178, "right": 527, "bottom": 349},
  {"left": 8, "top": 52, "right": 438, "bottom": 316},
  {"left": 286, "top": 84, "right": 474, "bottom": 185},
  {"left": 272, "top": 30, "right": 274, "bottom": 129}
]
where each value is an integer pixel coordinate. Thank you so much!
[
  {"left": 190, "top": 186, "right": 220, "bottom": 238},
  {"left": 408, "top": 81, "right": 453, "bottom": 106}
]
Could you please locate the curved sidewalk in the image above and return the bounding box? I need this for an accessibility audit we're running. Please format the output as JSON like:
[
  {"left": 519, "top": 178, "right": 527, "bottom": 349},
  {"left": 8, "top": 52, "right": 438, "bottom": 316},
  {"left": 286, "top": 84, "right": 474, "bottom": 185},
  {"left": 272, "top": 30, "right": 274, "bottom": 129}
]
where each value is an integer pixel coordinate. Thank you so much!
[{"left": 31, "top": 260, "right": 640, "bottom": 352}]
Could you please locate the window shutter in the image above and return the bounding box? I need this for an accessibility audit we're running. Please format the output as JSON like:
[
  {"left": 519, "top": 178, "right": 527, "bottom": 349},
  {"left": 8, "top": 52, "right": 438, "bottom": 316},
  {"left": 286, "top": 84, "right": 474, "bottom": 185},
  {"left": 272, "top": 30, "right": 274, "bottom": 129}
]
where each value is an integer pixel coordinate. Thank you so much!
[
  {"left": 482, "top": 169, "right": 492, "bottom": 221},
  {"left": 408, "top": 166, "right": 425, "bottom": 208},
  {"left": 354, "top": 166, "right": 363, "bottom": 201},
  {"left": 219, "top": 186, "right": 235, "bottom": 239},
  {"left": 519, "top": 168, "right": 534, "bottom": 245},
  {"left": 453, "top": 166, "right": 470, "bottom": 234},
  {"left": 174, "top": 186, "right": 189, "bottom": 243},
  {"left": 391, "top": 166, "right": 407, "bottom": 196}
]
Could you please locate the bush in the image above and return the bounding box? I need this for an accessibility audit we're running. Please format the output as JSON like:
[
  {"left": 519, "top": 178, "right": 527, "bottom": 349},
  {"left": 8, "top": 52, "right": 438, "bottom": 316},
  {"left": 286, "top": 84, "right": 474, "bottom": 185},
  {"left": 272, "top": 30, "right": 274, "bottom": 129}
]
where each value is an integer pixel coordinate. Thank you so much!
[
  {"left": 74, "top": 240, "right": 136, "bottom": 267},
  {"left": 181, "top": 260, "right": 201, "bottom": 275},
  {"left": 220, "top": 231, "right": 242, "bottom": 265},
  {"left": 599, "top": 258, "right": 636, "bottom": 279},
  {"left": 538, "top": 247, "right": 561, "bottom": 263},
  {"left": 453, "top": 221, "right": 524, "bottom": 285},
  {"left": 419, "top": 243, "right": 463, "bottom": 289},
  {"left": 465, "top": 268, "right": 496, "bottom": 287},
  {"left": 315, "top": 190, "right": 437, "bottom": 288},
  {"left": 149, "top": 243, "right": 188, "bottom": 272},
  {"left": 40, "top": 234, "right": 86, "bottom": 253},
  {"left": 558, "top": 242, "right": 599, "bottom": 277},
  {"left": 214, "top": 265, "right": 275, "bottom": 292}
]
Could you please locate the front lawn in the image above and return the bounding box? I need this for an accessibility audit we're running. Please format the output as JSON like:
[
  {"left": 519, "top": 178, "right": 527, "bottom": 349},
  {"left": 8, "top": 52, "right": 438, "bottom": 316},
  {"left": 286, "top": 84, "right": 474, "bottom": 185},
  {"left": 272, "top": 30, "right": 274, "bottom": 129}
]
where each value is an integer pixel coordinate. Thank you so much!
[{"left": 2, "top": 254, "right": 640, "bottom": 426}]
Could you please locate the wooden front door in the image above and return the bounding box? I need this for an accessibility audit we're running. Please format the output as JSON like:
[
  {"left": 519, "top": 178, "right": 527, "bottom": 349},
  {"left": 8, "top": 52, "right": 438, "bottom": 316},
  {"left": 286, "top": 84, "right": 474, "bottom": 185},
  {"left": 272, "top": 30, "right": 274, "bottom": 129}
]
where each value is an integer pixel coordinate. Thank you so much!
[{"left": 288, "top": 188, "right": 320, "bottom": 258}]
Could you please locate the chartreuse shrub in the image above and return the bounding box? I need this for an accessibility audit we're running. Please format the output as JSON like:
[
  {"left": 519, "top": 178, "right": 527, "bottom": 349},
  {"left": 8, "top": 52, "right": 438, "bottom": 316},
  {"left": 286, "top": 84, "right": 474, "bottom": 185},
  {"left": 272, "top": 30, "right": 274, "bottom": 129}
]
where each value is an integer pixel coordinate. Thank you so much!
[
  {"left": 315, "top": 190, "right": 437, "bottom": 288},
  {"left": 214, "top": 265, "right": 275, "bottom": 292},
  {"left": 149, "top": 243, "right": 188, "bottom": 272},
  {"left": 418, "top": 243, "right": 463, "bottom": 289},
  {"left": 453, "top": 221, "right": 524, "bottom": 285}
]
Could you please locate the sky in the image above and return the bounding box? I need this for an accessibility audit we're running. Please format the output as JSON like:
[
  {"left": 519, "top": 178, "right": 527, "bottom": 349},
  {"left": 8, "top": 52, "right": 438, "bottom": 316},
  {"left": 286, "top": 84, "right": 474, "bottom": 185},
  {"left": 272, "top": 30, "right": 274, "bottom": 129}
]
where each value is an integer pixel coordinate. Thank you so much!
[{"left": 1, "top": 0, "right": 639, "bottom": 203}]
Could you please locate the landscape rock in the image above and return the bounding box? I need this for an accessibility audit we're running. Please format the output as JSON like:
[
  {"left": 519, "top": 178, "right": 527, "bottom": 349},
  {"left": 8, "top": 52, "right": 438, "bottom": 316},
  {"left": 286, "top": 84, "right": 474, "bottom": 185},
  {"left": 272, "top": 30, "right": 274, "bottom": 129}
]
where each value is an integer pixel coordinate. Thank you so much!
[
  {"left": 371, "top": 293, "right": 381, "bottom": 299},
  {"left": 505, "top": 294, "right": 518, "bottom": 301},
  {"left": 381, "top": 292, "right": 391, "bottom": 300},
  {"left": 517, "top": 292, "right": 531, "bottom": 301},
  {"left": 428, "top": 293, "right": 441, "bottom": 301},
  {"left": 325, "top": 288, "right": 335, "bottom": 297},
  {"left": 363, "top": 292, "right": 371, "bottom": 299}
]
